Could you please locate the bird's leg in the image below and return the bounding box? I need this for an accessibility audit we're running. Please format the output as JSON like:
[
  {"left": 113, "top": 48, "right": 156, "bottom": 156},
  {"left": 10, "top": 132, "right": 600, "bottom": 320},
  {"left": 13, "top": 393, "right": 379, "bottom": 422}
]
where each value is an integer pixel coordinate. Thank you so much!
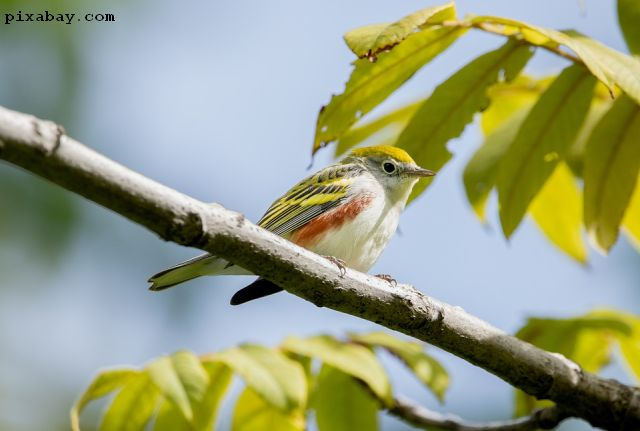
[
  {"left": 374, "top": 273, "right": 397, "bottom": 286},
  {"left": 323, "top": 255, "right": 347, "bottom": 277}
]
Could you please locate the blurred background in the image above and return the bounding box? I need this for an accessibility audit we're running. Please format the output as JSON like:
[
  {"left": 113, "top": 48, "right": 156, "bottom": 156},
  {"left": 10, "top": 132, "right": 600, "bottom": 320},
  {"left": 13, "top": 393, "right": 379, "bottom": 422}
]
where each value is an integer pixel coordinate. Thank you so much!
[{"left": 0, "top": 0, "right": 638, "bottom": 429}]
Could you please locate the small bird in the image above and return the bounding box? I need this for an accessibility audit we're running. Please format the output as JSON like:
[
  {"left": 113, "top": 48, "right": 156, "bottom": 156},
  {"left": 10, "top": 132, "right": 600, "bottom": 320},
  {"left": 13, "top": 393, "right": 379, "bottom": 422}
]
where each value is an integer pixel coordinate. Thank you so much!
[{"left": 148, "top": 145, "right": 435, "bottom": 305}]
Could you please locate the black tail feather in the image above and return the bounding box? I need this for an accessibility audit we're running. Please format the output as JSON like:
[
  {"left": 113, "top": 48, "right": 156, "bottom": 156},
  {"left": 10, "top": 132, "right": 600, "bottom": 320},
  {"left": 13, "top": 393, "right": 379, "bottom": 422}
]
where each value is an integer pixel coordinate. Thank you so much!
[{"left": 230, "top": 278, "right": 283, "bottom": 305}]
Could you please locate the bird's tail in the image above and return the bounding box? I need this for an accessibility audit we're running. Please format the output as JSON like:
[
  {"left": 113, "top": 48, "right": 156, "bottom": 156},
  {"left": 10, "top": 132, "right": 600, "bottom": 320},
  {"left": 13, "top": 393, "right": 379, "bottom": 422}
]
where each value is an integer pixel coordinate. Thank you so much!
[
  {"left": 230, "top": 278, "right": 284, "bottom": 305},
  {"left": 148, "top": 254, "right": 248, "bottom": 291}
]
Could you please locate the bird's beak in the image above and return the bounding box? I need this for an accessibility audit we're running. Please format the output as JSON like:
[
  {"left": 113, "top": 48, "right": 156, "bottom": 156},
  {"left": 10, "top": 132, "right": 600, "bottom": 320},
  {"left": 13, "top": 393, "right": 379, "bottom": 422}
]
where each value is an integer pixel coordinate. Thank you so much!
[{"left": 406, "top": 166, "right": 436, "bottom": 177}]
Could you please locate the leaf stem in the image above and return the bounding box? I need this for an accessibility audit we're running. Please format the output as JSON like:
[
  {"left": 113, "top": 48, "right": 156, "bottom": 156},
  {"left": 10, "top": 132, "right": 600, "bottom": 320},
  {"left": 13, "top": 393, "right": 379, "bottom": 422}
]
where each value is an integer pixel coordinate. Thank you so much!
[{"left": 441, "top": 20, "right": 583, "bottom": 65}]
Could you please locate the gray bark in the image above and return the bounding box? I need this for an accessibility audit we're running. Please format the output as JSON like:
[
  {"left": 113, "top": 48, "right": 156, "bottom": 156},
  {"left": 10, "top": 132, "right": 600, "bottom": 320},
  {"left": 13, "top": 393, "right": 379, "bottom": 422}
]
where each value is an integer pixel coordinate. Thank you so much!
[
  {"left": 389, "top": 397, "right": 567, "bottom": 430},
  {"left": 0, "top": 106, "right": 638, "bottom": 430}
]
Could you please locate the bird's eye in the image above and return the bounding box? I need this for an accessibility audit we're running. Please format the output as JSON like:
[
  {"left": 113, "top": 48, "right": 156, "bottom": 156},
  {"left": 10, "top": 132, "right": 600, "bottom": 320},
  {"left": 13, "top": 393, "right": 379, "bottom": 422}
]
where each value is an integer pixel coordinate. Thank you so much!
[{"left": 382, "top": 162, "right": 396, "bottom": 174}]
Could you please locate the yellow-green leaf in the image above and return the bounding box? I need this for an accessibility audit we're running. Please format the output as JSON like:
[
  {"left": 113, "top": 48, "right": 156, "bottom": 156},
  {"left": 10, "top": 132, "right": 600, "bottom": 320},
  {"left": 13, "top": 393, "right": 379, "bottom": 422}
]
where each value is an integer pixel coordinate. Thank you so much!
[
  {"left": 343, "top": 2, "right": 456, "bottom": 59},
  {"left": 312, "top": 365, "right": 379, "bottom": 431},
  {"left": 147, "top": 355, "right": 196, "bottom": 422},
  {"left": 348, "top": 331, "right": 448, "bottom": 402},
  {"left": 618, "top": 0, "right": 640, "bottom": 55},
  {"left": 617, "top": 316, "right": 640, "bottom": 382},
  {"left": 566, "top": 97, "right": 613, "bottom": 176},
  {"left": 623, "top": 176, "right": 640, "bottom": 251},
  {"left": 171, "top": 351, "right": 209, "bottom": 405},
  {"left": 100, "top": 373, "right": 160, "bottom": 431},
  {"left": 232, "top": 388, "right": 305, "bottom": 431},
  {"left": 282, "top": 335, "right": 392, "bottom": 406},
  {"left": 313, "top": 25, "right": 466, "bottom": 152},
  {"left": 584, "top": 95, "right": 640, "bottom": 252},
  {"left": 514, "top": 310, "right": 633, "bottom": 415},
  {"left": 481, "top": 75, "right": 552, "bottom": 135},
  {"left": 564, "top": 30, "right": 640, "bottom": 105},
  {"left": 152, "top": 401, "right": 191, "bottom": 431},
  {"left": 209, "top": 344, "right": 306, "bottom": 412},
  {"left": 464, "top": 107, "right": 530, "bottom": 220},
  {"left": 335, "top": 100, "right": 422, "bottom": 157},
  {"left": 152, "top": 361, "right": 232, "bottom": 431},
  {"left": 470, "top": 16, "right": 613, "bottom": 90},
  {"left": 395, "top": 40, "right": 533, "bottom": 203},
  {"left": 530, "top": 163, "right": 587, "bottom": 262},
  {"left": 573, "top": 310, "right": 640, "bottom": 382},
  {"left": 196, "top": 362, "right": 233, "bottom": 430},
  {"left": 514, "top": 391, "right": 554, "bottom": 418},
  {"left": 517, "top": 313, "right": 631, "bottom": 373},
  {"left": 71, "top": 369, "right": 138, "bottom": 431},
  {"left": 497, "top": 64, "right": 596, "bottom": 237}
]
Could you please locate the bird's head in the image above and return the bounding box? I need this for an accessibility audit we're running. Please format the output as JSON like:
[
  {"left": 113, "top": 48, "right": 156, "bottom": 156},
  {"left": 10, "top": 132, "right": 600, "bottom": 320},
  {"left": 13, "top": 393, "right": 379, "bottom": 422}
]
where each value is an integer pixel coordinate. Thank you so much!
[{"left": 345, "top": 145, "right": 435, "bottom": 201}]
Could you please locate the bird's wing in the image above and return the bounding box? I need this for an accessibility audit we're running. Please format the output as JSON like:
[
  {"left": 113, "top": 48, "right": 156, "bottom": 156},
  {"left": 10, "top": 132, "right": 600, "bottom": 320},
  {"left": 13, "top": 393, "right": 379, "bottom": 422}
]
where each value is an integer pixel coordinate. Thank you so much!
[
  {"left": 257, "top": 163, "right": 362, "bottom": 236},
  {"left": 148, "top": 163, "right": 363, "bottom": 289}
]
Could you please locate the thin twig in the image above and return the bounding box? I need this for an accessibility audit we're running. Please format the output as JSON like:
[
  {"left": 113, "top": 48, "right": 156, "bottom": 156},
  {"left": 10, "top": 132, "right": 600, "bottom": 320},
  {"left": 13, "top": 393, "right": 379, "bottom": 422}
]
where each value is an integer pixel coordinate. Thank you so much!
[{"left": 389, "top": 396, "right": 568, "bottom": 431}]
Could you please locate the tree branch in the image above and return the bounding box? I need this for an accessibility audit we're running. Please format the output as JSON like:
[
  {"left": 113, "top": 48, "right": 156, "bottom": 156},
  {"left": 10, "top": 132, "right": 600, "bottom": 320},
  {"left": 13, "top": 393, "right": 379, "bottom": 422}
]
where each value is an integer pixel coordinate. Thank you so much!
[
  {"left": 390, "top": 396, "right": 567, "bottom": 431},
  {"left": 0, "top": 106, "right": 638, "bottom": 430}
]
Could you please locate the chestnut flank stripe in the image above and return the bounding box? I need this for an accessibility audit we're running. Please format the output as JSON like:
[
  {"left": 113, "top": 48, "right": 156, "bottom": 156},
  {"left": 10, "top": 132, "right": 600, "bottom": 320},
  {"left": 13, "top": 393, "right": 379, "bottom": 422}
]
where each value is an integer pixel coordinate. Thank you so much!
[{"left": 290, "top": 194, "right": 374, "bottom": 248}]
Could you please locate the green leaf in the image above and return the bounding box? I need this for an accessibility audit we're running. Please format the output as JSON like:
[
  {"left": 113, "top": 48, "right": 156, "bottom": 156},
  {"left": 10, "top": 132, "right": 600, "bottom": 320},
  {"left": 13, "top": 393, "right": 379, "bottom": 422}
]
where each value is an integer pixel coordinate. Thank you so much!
[
  {"left": 395, "top": 40, "right": 533, "bottom": 202},
  {"left": 148, "top": 353, "right": 202, "bottom": 422},
  {"left": 100, "top": 373, "right": 160, "bottom": 431},
  {"left": 210, "top": 344, "right": 306, "bottom": 412},
  {"left": 618, "top": 0, "right": 640, "bottom": 55},
  {"left": 514, "top": 391, "right": 555, "bottom": 418},
  {"left": 335, "top": 100, "right": 422, "bottom": 157},
  {"left": 195, "top": 361, "right": 233, "bottom": 430},
  {"left": 530, "top": 163, "right": 587, "bottom": 262},
  {"left": 566, "top": 97, "right": 614, "bottom": 176},
  {"left": 623, "top": 176, "right": 640, "bottom": 251},
  {"left": 151, "top": 356, "right": 232, "bottom": 431},
  {"left": 564, "top": 30, "right": 640, "bottom": 105},
  {"left": 517, "top": 313, "right": 632, "bottom": 374},
  {"left": 282, "top": 335, "right": 392, "bottom": 406},
  {"left": 348, "top": 331, "right": 448, "bottom": 402},
  {"left": 313, "top": 25, "right": 466, "bottom": 152},
  {"left": 343, "top": 2, "right": 456, "bottom": 59},
  {"left": 312, "top": 365, "right": 379, "bottom": 431},
  {"left": 617, "top": 314, "right": 640, "bottom": 381},
  {"left": 469, "top": 16, "right": 614, "bottom": 91},
  {"left": 152, "top": 401, "right": 191, "bottom": 431},
  {"left": 570, "top": 310, "right": 640, "bottom": 382},
  {"left": 71, "top": 369, "right": 138, "bottom": 431},
  {"left": 514, "top": 311, "right": 633, "bottom": 414},
  {"left": 584, "top": 95, "right": 640, "bottom": 252},
  {"left": 467, "top": 18, "right": 640, "bottom": 104},
  {"left": 497, "top": 64, "right": 596, "bottom": 237},
  {"left": 481, "top": 75, "right": 552, "bottom": 135},
  {"left": 171, "top": 351, "right": 209, "bottom": 405},
  {"left": 464, "top": 107, "right": 530, "bottom": 220},
  {"left": 232, "top": 388, "right": 305, "bottom": 431}
]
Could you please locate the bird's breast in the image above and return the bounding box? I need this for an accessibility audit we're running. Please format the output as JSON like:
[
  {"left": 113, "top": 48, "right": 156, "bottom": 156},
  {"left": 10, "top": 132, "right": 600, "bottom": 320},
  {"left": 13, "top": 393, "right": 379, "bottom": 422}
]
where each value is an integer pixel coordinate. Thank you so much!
[
  {"left": 290, "top": 192, "right": 402, "bottom": 272},
  {"left": 290, "top": 193, "right": 375, "bottom": 248}
]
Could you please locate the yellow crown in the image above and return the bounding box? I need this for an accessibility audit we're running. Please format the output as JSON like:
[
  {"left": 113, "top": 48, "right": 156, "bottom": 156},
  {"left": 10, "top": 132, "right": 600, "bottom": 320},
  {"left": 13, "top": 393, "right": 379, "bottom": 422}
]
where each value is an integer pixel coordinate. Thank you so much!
[{"left": 349, "top": 145, "right": 415, "bottom": 164}]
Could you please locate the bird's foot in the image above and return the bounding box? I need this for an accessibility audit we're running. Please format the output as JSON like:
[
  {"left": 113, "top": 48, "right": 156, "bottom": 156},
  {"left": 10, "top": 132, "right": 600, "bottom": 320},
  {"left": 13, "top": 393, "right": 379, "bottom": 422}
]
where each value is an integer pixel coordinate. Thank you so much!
[
  {"left": 323, "top": 255, "right": 347, "bottom": 277},
  {"left": 375, "top": 273, "right": 397, "bottom": 286}
]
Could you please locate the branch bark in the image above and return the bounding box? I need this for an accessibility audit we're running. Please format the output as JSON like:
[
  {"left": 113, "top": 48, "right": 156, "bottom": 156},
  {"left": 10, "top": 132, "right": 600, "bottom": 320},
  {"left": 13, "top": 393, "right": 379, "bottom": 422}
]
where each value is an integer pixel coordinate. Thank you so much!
[
  {"left": 0, "top": 106, "right": 638, "bottom": 430},
  {"left": 390, "top": 397, "right": 568, "bottom": 431}
]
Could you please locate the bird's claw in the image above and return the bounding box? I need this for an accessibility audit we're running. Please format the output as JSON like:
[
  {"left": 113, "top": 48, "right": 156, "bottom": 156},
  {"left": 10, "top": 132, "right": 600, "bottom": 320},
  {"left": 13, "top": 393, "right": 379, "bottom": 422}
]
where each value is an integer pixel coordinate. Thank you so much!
[
  {"left": 375, "top": 273, "right": 397, "bottom": 286},
  {"left": 323, "top": 255, "right": 347, "bottom": 277}
]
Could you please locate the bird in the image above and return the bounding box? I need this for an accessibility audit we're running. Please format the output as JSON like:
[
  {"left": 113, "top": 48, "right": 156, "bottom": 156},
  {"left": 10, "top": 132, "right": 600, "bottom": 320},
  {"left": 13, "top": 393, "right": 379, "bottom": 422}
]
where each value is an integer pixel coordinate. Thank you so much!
[{"left": 148, "top": 145, "right": 435, "bottom": 305}]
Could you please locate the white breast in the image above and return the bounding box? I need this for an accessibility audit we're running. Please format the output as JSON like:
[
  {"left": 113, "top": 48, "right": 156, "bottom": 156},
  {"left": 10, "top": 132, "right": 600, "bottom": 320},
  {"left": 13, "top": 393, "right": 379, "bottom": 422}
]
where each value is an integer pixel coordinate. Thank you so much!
[{"left": 304, "top": 177, "right": 407, "bottom": 272}]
